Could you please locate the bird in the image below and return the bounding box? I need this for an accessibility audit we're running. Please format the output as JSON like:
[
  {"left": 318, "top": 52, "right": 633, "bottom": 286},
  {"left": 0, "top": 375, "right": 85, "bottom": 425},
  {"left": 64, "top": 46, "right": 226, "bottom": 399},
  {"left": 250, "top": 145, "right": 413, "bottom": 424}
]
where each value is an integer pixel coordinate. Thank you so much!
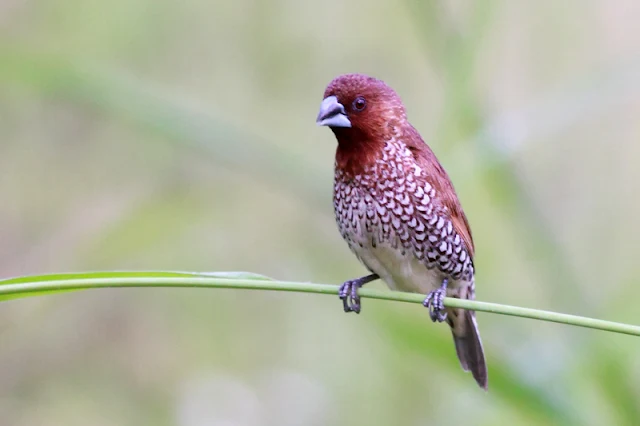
[{"left": 315, "top": 73, "right": 487, "bottom": 389}]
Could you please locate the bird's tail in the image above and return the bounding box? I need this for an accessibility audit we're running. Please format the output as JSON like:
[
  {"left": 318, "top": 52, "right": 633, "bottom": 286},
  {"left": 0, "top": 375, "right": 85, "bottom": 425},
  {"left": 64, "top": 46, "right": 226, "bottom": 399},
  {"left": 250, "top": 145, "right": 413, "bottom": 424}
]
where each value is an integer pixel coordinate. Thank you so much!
[{"left": 448, "top": 299, "right": 487, "bottom": 389}]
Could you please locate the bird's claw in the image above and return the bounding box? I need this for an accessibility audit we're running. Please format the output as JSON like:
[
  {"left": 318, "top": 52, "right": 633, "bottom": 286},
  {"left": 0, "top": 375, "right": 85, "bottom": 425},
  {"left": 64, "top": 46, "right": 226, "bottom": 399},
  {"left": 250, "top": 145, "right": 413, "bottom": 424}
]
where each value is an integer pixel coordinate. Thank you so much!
[
  {"left": 339, "top": 280, "right": 361, "bottom": 313},
  {"left": 423, "top": 284, "right": 448, "bottom": 323}
]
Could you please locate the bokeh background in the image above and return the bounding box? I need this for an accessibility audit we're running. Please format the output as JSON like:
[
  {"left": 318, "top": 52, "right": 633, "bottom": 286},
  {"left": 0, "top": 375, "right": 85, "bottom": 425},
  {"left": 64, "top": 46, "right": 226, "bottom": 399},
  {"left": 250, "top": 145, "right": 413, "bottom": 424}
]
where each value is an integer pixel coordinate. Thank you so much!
[{"left": 2, "top": 1, "right": 640, "bottom": 425}]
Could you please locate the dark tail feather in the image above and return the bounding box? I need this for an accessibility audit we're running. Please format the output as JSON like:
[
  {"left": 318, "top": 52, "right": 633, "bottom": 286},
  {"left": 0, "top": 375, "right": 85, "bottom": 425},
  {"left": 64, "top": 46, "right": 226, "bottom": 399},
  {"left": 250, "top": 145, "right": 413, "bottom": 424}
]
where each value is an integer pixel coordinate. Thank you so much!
[{"left": 451, "top": 309, "right": 488, "bottom": 389}]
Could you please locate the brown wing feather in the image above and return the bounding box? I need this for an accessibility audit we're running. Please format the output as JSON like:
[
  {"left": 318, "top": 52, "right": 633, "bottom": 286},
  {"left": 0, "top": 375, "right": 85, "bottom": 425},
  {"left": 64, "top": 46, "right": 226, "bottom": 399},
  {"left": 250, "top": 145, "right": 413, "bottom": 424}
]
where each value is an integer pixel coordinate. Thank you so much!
[{"left": 403, "top": 126, "right": 475, "bottom": 259}]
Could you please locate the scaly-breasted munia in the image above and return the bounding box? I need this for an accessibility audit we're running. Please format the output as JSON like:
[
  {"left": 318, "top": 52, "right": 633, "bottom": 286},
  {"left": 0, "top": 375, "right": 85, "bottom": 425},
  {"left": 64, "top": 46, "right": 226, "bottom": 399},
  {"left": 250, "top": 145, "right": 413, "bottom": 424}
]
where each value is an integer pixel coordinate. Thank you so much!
[{"left": 316, "top": 73, "right": 487, "bottom": 389}]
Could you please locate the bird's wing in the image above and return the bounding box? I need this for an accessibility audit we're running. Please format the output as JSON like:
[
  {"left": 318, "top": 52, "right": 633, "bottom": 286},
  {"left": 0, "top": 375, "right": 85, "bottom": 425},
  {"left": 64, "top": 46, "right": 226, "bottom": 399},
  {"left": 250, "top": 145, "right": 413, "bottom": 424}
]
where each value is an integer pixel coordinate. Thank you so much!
[{"left": 403, "top": 127, "right": 475, "bottom": 260}]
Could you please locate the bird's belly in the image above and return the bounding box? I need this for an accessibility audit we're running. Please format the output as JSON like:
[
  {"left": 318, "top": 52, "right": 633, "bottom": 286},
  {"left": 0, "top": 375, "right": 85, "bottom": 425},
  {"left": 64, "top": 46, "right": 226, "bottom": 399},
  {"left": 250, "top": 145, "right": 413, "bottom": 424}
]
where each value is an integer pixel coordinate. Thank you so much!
[
  {"left": 341, "top": 193, "right": 455, "bottom": 294},
  {"left": 334, "top": 179, "right": 471, "bottom": 295},
  {"left": 351, "top": 240, "right": 446, "bottom": 294}
]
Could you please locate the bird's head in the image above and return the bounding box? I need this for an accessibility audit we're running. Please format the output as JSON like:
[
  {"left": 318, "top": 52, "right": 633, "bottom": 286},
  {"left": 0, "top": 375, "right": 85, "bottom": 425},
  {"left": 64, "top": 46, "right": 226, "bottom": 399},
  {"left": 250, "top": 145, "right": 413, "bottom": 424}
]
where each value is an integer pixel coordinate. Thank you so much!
[{"left": 316, "top": 74, "right": 407, "bottom": 150}]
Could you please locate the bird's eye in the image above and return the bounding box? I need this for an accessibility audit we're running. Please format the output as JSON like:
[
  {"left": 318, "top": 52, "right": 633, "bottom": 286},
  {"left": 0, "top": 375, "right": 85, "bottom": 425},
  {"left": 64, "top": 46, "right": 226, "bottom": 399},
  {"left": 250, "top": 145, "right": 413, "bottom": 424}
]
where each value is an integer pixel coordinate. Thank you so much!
[{"left": 352, "top": 96, "right": 366, "bottom": 112}]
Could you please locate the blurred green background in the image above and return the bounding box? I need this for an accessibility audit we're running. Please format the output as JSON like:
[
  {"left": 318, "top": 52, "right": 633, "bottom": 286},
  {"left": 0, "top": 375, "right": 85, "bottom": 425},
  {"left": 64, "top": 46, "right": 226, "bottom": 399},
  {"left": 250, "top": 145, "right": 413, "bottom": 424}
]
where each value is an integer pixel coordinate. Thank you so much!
[{"left": 2, "top": 0, "right": 640, "bottom": 425}]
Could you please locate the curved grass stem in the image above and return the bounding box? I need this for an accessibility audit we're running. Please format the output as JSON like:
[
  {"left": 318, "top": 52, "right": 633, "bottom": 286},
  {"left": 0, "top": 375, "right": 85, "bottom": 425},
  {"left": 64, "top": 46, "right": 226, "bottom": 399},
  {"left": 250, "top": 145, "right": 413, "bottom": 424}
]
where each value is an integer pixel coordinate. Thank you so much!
[{"left": 0, "top": 275, "right": 638, "bottom": 337}]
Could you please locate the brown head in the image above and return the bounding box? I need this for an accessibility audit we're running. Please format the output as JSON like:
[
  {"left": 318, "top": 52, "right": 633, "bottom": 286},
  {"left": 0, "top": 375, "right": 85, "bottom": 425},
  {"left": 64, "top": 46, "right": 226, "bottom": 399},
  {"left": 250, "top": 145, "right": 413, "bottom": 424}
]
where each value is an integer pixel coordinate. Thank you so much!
[{"left": 316, "top": 74, "right": 408, "bottom": 174}]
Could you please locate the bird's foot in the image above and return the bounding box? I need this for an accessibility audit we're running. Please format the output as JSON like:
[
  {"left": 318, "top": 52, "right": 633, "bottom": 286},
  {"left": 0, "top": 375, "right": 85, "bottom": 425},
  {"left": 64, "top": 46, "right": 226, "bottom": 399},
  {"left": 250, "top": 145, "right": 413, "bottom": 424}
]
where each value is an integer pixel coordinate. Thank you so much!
[
  {"left": 339, "top": 280, "right": 362, "bottom": 313},
  {"left": 423, "top": 278, "right": 449, "bottom": 322},
  {"left": 338, "top": 274, "right": 379, "bottom": 314}
]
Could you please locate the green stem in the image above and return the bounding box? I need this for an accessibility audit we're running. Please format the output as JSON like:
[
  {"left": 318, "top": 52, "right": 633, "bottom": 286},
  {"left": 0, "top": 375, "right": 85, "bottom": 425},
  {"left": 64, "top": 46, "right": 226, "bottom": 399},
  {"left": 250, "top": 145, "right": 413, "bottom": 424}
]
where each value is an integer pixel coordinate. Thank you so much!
[{"left": 2, "top": 276, "right": 639, "bottom": 337}]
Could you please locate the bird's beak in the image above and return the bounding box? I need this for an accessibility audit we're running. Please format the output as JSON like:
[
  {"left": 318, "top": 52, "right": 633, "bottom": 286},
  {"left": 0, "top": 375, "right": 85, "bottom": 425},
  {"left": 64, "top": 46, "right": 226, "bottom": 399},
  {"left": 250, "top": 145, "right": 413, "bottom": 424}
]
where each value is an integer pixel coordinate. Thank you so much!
[{"left": 316, "top": 96, "right": 351, "bottom": 128}]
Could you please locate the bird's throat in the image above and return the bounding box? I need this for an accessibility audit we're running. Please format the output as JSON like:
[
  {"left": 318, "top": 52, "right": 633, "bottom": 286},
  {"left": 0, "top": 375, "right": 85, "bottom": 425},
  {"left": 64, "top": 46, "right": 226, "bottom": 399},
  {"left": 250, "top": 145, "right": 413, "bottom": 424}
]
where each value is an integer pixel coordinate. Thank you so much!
[{"left": 333, "top": 128, "right": 383, "bottom": 178}]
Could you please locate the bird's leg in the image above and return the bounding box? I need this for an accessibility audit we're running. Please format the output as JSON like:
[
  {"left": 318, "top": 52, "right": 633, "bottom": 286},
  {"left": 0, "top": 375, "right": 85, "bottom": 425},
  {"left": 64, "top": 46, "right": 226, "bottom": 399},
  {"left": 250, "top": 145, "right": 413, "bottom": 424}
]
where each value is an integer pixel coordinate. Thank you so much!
[
  {"left": 339, "top": 273, "right": 379, "bottom": 314},
  {"left": 423, "top": 278, "right": 449, "bottom": 322}
]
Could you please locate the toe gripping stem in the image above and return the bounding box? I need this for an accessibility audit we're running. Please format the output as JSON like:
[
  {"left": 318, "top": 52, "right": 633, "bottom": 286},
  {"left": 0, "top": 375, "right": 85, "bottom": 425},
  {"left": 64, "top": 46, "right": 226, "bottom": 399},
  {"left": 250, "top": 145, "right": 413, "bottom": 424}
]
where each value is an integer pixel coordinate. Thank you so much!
[
  {"left": 423, "top": 278, "right": 449, "bottom": 322},
  {"left": 338, "top": 274, "right": 379, "bottom": 314}
]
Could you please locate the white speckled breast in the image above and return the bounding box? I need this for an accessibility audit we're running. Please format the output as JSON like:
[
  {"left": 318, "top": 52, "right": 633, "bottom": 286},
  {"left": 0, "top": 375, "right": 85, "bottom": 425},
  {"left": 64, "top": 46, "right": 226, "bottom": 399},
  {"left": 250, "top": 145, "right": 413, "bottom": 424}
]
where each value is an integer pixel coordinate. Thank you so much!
[{"left": 334, "top": 140, "right": 474, "bottom": 296}]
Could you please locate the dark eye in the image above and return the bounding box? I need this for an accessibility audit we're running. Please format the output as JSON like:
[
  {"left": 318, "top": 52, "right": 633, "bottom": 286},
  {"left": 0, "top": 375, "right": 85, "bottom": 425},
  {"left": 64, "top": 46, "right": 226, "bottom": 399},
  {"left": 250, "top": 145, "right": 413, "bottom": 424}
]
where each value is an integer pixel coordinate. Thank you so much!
[{"left": 352, "top": 96, "right": 366, "bottom": 111}]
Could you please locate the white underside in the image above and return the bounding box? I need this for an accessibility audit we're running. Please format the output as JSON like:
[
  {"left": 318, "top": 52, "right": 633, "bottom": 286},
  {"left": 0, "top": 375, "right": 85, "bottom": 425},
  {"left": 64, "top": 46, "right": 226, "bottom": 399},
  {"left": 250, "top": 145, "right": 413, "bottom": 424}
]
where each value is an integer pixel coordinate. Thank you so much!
[{"left": 351, "top": 239, "right": 463, "bottom": 295}]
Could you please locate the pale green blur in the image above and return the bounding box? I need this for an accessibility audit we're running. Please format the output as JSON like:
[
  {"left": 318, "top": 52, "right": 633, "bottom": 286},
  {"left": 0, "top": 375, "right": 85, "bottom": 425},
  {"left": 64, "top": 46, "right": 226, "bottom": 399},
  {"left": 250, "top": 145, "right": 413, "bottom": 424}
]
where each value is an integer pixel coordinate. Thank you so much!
[{"left": 1, "top": 1, "right": 640, "bottom": 425}]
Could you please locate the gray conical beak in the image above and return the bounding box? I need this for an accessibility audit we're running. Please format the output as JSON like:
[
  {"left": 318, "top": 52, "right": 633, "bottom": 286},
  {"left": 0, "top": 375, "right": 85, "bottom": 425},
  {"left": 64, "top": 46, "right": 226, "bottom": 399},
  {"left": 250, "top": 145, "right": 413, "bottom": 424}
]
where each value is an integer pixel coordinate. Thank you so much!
[{"left": 316, "top": 96, "right": 351, "bottom": 128}]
